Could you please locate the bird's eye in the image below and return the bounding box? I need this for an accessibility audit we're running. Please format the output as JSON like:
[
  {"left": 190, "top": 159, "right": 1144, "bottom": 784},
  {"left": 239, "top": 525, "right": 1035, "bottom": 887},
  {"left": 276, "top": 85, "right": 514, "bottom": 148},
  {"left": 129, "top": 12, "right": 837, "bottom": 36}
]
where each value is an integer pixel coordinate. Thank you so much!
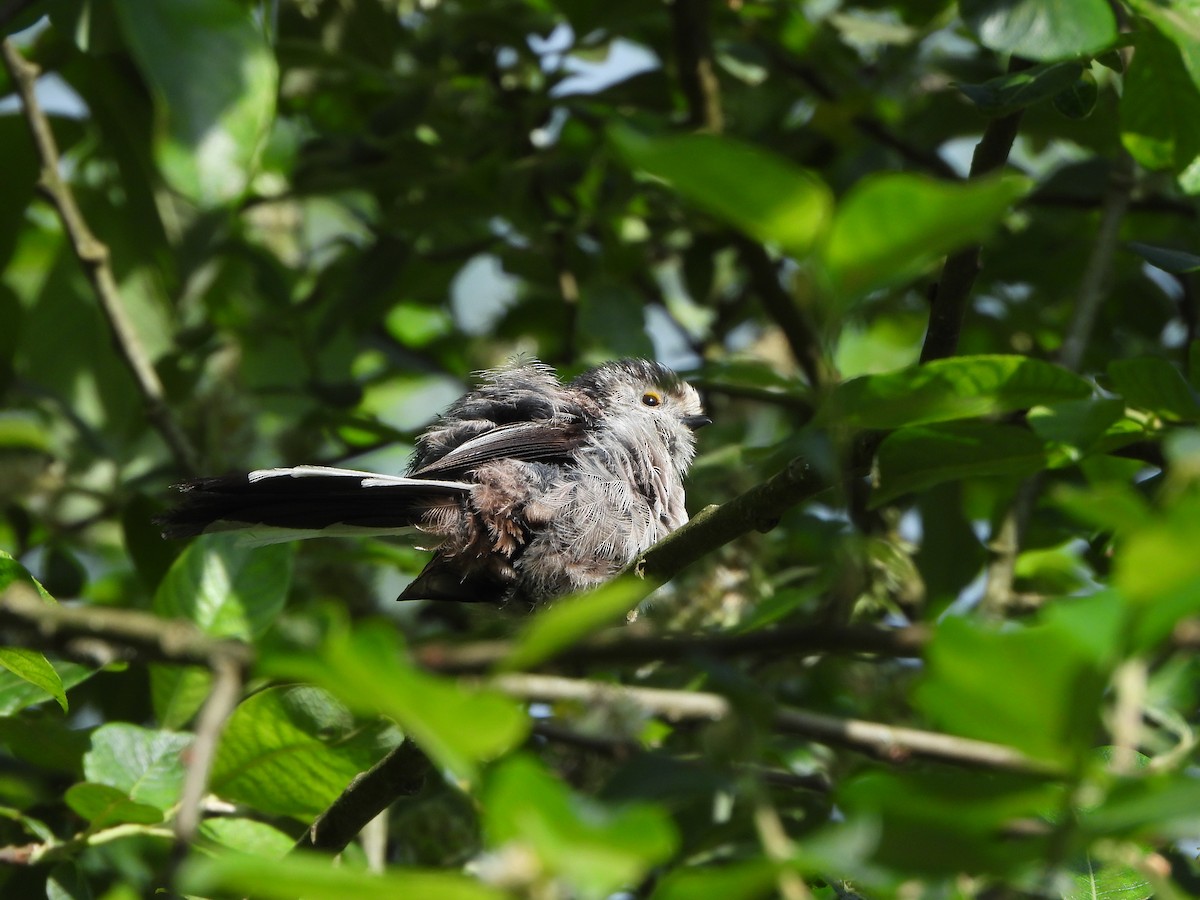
[{"left": 641, "top": 391, "right": 662, "bottom": 407}]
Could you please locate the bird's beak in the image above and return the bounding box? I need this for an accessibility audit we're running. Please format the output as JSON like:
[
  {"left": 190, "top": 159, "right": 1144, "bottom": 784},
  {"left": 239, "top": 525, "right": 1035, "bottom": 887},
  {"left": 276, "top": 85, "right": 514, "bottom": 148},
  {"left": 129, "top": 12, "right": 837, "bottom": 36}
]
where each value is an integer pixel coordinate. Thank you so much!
[{"left": 681, "top": 414, "right": 713, "bottom": 431}]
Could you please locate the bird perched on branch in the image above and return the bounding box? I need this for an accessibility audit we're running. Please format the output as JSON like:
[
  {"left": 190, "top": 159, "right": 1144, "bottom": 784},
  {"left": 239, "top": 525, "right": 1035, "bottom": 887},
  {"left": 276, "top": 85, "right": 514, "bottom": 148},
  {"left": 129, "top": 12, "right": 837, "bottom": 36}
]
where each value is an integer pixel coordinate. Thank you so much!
[{"left": 158, "top": 358, "right": 710, "bottom": 608}]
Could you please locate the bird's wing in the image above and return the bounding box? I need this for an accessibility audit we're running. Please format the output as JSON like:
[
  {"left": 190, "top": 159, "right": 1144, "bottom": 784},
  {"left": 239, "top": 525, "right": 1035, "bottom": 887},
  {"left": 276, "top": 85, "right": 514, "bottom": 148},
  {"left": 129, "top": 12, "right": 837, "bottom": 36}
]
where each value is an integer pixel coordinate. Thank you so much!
[{"left": 409, "top": 421, "right": 585, "bottom": 477}]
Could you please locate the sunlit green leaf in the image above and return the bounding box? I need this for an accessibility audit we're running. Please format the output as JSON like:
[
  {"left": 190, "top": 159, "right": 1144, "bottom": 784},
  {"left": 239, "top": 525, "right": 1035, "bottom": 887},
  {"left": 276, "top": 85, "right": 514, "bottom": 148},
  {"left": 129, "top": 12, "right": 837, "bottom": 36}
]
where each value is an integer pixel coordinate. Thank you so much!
[
  {"left": 1121, "top": 30, "right": 1200, "bottom": 175},
  {"left": 113, "top": 0, "right": 278, "bottom": 205},
  {"left": 64, "top": 783, "right": 164, "bottom": 830},
  {"left": 822, "top": 173, "right": 1029, "bottom": 301},
  {"left": 151, "top": 535, "right": 292, "bottom": 728},
  {"left": 915, "top": 592, "right": 1123, "bottom": 765},
  {"left": 261, "top": 619, "right": 527, "bottom": 782},
  {"left": 502, "top": 578, "right": 652, "bottom": 671},
  {"left": 484, "top": 754, "right": 678, "bottom": 899},
  {"left": 609, "top": 125, "right": 833, "bottom": 258},
  {"left": 830, "top": 355, "right": 1090, "bottom": 430},
  {"left": 180, "top": 851, "right": 507, "bottom": 900},
  {"left": 82, "top": 724, "right": 190, "bottom": 812},
  {"left": 210, "top": 685, "right": 400, "bottom": 820}
]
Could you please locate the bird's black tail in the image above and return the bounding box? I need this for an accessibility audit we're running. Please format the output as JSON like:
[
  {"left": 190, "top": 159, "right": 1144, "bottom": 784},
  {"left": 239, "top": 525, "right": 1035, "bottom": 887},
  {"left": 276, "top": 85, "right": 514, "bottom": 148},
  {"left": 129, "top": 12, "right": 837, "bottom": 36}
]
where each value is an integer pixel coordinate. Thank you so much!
[{"left": 155, "top": 465, "right": 472, "bottom": 539}]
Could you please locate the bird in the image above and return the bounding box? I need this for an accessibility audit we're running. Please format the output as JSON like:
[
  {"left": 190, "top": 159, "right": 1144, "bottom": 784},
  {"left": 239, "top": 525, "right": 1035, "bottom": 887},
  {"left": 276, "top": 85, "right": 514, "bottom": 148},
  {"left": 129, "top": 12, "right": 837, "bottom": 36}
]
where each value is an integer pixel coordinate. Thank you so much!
[{"left": 157, "top": 358, "right": 710, "bottom": 608}]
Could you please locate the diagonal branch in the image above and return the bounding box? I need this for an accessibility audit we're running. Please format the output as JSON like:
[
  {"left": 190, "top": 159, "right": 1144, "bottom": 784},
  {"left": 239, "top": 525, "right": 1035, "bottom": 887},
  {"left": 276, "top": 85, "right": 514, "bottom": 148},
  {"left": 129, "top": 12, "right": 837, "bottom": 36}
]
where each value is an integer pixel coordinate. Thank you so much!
[
  {"left": 0, "top": 39, "right": 198, "bottom": 475},
  {"left": 637, "top": 455, "right": 834, "bottom": 584}
]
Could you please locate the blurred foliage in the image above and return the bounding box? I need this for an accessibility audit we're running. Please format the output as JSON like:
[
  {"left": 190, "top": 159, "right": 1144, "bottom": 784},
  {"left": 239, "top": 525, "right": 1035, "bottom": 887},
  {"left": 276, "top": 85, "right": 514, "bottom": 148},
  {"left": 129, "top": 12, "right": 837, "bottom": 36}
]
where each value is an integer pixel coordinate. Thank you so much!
[{"left": 2, "top": 0, "right": 1200, "bottom": 897}]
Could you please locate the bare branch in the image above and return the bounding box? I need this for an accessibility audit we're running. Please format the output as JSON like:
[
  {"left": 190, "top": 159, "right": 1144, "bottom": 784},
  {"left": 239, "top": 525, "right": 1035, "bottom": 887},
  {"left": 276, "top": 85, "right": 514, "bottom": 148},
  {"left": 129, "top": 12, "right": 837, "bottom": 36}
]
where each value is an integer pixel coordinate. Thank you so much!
[
  {"left": 0, "top": 39, "right": 198, "bottom": 474},
  {"left": 0, "top": 582, "right": 253, "bottom": 670},
  {"left": 490, "top": 673, "right": 1063, "bottom": 777}
]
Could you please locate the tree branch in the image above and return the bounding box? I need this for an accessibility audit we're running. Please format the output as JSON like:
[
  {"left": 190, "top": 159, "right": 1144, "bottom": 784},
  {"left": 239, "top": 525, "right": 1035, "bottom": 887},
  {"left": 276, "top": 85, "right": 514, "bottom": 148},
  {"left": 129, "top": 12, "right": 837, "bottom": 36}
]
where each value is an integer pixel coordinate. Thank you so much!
[
  {"left": 637, "top": 455, "right": 834, "bottom": 585},
  {"left": 490, "top": 673, "right": 1063, "bottom": 777},
  {"left": 0, "top": 38, "right": 198, "bottom": 475},
  {"left": 919, "top": 59, "right": 1032, "bottom": 363},
  {"left": 0, "top": 582, "right": 253, "bottom": 670},
  {"left": 416, "top": 622, "right": 928, "bottom": 674},
  {"left": 670, "top": 0, "right": 723, "bottom": 132},
  {"left": 295, "top": 740, "right": 431, "bottom": 854}
]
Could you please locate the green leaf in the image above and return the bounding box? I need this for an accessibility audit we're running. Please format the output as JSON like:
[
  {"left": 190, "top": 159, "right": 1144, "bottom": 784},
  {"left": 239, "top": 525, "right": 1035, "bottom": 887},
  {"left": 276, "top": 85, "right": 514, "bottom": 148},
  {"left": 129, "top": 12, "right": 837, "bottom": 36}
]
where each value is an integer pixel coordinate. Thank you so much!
[
  {"left": 1026, "top": 398, "right": 1126, "bottom": 452},
  {"left": 956, "top": 62, "right": 1084, "bottom": 115},
  {"left": 0, "top": 552, "right": 69, "bottom": 712},
  {"left": 0, "top": 648, "right": 66, "bottom": 714},
  {"left": 113, "top": 0, "right": 278, "bottom": 205},
  {"left": 1052, "top": 67, "right": 1099, "bottom": 119},
  {"left": 151, "top": 535, "right": 292, "bottom": 728},
  {"left": 1121, "top": 30, "right": 1200, "bottom": 175},
  {"left": 82, "top": 724, "right": 191, "bottom": 812},
  {"left": 210, "top": 685, "right": 401, "bottom": 820},
  {"left": 873, "top": 422, "right": 1048, "bottom": 506},
  {"left": 502, "top": 578, "right": 653, "bottom": 672},
  {"left": 1108, "top": 357, "right": 1200, "bottom": 421},
  {"left": 1127, "top": 241, "right": 1200, "bottom": 274},
  {"left": 484, "top": 754, "right": 678, "bottom": 900},
  {"left": 829, "top": 355, "right": 1091, "bottom": 430},
  {"left": 651, "top": 860, "right": 779, "bottom": 900},
  {"left": 0, "top": 412, "right": 51, "bottom": 454},
  {"left": 1081, "top": 774, "right": 1200, "bottom": 837},
  {"left": 1065, "top": 856, "right": 1152, "bottom": 900},
  {"left": 914, "top": 592, "right": 1122, "bottom": 765},
  {"left": 198, "top": 818, "right": 295, "bottom": 859},
  {"left": 1113, "top": 493, "right": 1200, "bottom": 647},
  {"left": 960, "top": 0, "right": 1117, "bottom": 62},
  {"left": 0, "top": 662, "right": 95, "bottom": 717},
  {"left": 261, "top": 619, "right": 528, "bottom": 782},
  {"left": 608, "top": 125, "right": 833, "bottom": 258},
  {"left": 822, "top": 173, "right": 1029, "bottom": 301},
  {"left": 180, "top": 851, "right": 508, "bottom": 900},
  {"left": 153, "top": 535, "right": 292, "bottom": 639},
  {"left": 1049, "top": 483, "right": 1153, "bottom": 534},
  {"left": 1130, "top": 0, "right": 1200, "bottom": 92},
  {"left": 837, "top": 769, "right": 1062, "bottom": 874},
  {"left": 64, "top": 783, "right": 164, "bottom": 830}
]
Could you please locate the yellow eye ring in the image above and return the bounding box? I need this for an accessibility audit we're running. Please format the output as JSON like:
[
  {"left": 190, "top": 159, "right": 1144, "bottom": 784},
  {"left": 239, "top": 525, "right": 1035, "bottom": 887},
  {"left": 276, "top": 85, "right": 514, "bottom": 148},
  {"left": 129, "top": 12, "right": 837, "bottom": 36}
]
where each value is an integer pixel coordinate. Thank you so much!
[{"left": 641, "top": 391, "right": 662, "bottom": 407}]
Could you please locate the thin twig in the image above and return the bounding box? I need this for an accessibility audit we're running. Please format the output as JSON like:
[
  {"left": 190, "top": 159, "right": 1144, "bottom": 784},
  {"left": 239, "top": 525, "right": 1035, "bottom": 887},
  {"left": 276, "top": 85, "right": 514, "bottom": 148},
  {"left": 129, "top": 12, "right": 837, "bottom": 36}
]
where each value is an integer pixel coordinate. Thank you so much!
[
  {"left": 0, "top": 39, "right": 198, "bottom": 474},
  {"left": 174, "top": 655, "right": 244, "bottom": 846},
  {"left": 919, "top": 58, "right": 1032, "bottom": 363},
  {"left": 490, "top": 673, "right": 1063, "bottom": 776},
  {"left": 416, "top": 622, "right": 929, "bottom": 674}
]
